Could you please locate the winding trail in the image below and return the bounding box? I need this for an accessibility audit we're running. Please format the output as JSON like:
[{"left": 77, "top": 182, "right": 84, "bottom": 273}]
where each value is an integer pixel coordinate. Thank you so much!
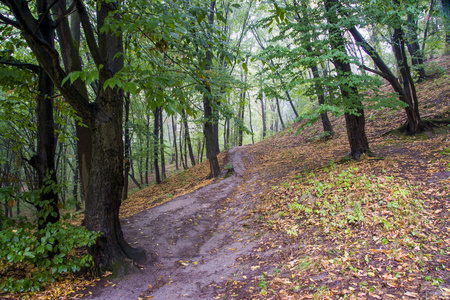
[{"left": 84, "top": 146, "right": 263, "bottom": 299}]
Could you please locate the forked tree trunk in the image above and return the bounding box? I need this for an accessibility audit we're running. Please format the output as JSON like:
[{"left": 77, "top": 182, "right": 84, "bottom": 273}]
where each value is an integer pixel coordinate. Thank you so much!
[{"left": 348, "top": 26, "right": 421, "bottom": 134}]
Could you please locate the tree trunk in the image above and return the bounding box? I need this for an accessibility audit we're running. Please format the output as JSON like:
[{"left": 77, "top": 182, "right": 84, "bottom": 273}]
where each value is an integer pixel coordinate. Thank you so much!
[
  {"left": 179, "top": 120, "right": 187, "bottom": 170},
  {"left": 122, "top": 93, "right": 131, "bottom": 201},
  {"left": 159, "top": 109, "right": 166, "bottom": 180},
  {"left": 392, "top": 27, "right": 421, "bottom": 133},
  {"left": 182, "top": 110, "right": 196, "bottom": 166},
  {"left": 348, "top": 26, "right": 421, "bottom": 134},
  {"left": 153, "top": 107, "right": 161, "bottom": 184},
  {"left": 442, "top": 0, "right": 450, "bottom": 54},
  {"left": 29, "top": 11, "right": 59, "bottom": 229},
  {"left": 261, "top": 95, "right": 266, "bottom": 139},
  {"left": 325, "top": 0, "right": 370, "bottom": 159},
  {"left": 249, "top": 102, "right": 255, "bottom": 144},
  {"left": 275, "top": 97, "right": 285, "bottom": 130},
  {"left": 406, "top": 14, "right": 426, "bottom": 82},
  {"left": 145, "top": 113, "right": 150, "bottom": 185},
  {"left": 306, "top": 45, "right": 334, "bottom": 136},
  {"left": 171, "top": 115, "right": 179, "bottom": 170},
  {"left": 203, "top": 0, "right": 220, "bottom": 178}
]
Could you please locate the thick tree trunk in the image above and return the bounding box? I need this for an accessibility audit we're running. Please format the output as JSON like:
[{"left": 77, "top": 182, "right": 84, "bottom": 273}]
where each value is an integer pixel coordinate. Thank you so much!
[
  {"left": 31, "top": 8, "right": 59, "bottom": 229},
  {"left": 325, "top": 0, "right": 370, "bottom": 159},
  {"left": 203, "top": 0, "right": 220, "bottom": 178},
  {"left": 84, "top": 2, "right": 146, "bottom": 273}
]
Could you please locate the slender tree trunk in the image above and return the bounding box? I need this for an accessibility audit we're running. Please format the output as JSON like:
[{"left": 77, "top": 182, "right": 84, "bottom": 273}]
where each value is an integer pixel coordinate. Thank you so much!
[
  {"left": 348, "top": 25, "right": 421, "bottom": 134},
  {"left": 179, "top": 120, "right": 187, "bottom": 170},
  {"left": 171, "top": 115, "right": 179, "bottom": 170},
  {"left": 421, "top": 0, "right": 435, "bottom": 59},
  {"left": 261, "top": 95, "right": 266, "bottom": 139},
  {"left": 406, "top": 14, "right": 426, "bottom": 82},
  {"left": 306, "top": 46, "right": 334, "bottom": 136},
  {"left": 275, "top": 97, "right": 285, "bottom": 130},
  {"left": 442, "top": 0, "right": 450, "bottom": 54},
  {"left": 392, "top": 26, "right": 421, "bottom": 133},
  {"left": 159, "top": 109, "right": 166, "bottom": 180},
  {"left": 122, "top": 93, "right": 131, "bottom": 201},
  {"left": 200, "top": 137, "right": 205, "bottom": 163},
  {"left": 153, "top": 107, "right": 161, "bottom": 184},
  {"left": 249, "top": 102, "right": 255, "bottom": 144},
  {"left": 182, "top": 110, "right": 196, "bottom": 166},
  {"left": 145, "top": 114, "right": 150, "bottom": 185}
]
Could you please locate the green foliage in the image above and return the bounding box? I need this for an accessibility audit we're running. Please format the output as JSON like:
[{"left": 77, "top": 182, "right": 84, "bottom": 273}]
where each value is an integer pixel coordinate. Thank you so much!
[{"left": 0, "top": 217, "right": 100, "bottom": 293}]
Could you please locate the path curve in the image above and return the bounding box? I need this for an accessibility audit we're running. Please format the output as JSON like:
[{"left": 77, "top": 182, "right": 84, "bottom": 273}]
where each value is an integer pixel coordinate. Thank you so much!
[{"left": 83, "top": 146, "right": 262, "bottom": 299}]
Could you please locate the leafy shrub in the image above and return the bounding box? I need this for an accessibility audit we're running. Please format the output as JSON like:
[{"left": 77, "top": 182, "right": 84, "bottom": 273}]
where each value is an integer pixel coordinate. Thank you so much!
[{"left": 0, "top": 217, "right": 100, "bottom": 293}]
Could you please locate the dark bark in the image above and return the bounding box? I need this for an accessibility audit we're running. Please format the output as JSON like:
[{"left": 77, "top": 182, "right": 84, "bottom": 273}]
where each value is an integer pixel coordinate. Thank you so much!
[
  {"left": 274, "top": 97, "right": 285, "bottom": 131},
  {"left": 2, "top": 0, "right": 146, "bottom": 273},
  {"left": 182, "top": 110, "right": 196, "bottom": 167},
  {"left": 122, "top": 93, "right": 131, "bottom": 201},
  {"left": 248, "top": 102, "right": 255, "bottom": 144},
  {"left": 306, "top": 46, "right": 334, "bottom": 136},
  {"left": 145, "top": 113, "right": 150, "bottom": 185},
  {"left": 442, "top": 0, "right": 450, "bottom": 54},
  {"left": 392, "top": 27, "right": 421, "bottom": 133},
  {"left": 261, "top": 95, "right": 266, "bottom": 139},
  {"left": 171, "top": 115, "right": 179, "bottom": 170},
  {"left": 203, "top": 0, "right": 220, "bottom": 178},
  {"left": 348, "top": 26, "right": 421, "bottom": 134},
  {"left": 159, "top": 109, "right": 166, "bottom": 180},
  {"left": 179, "top": 119, "right": 187, "bottom": 170},
  {"left": 153, "top": 107, "right": 161, "bottom": 184},
  {"left": 325, "top": 0, "right": 370, "bottom": 159},
  {"left": 406, "top": 14, "right": 426, "bottom": 82},
  {"left": 30, "top": 4, "right": 59, "bottom": 229}
]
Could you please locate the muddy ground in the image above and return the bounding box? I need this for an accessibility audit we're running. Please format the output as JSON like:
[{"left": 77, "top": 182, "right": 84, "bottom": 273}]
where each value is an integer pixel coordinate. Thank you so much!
[{"left": 82, "top": 146, "right": 271, "bottom": 299}]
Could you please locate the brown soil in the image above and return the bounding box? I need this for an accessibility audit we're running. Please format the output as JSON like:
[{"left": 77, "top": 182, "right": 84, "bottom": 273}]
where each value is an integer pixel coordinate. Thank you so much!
[{"left": 46, "top": 56, "right": 450, "bottom": 300}]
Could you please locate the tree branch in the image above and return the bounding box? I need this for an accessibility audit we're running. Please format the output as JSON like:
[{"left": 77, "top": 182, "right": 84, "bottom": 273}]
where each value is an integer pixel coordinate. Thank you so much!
[
  {"left": 0, "top": 57, "right": 41, "bottom": 73},
  {"left": 75, "top": 0, "right": 103, "bottom": 67},
  {"left": 0, "top": 12, "right": 20, "bottom": 28}
]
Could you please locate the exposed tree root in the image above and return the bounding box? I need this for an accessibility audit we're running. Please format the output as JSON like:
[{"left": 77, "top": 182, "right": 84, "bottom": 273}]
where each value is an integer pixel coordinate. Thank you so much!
[{"left": 383, "top": 118, "right": 450, "bottom": 136}]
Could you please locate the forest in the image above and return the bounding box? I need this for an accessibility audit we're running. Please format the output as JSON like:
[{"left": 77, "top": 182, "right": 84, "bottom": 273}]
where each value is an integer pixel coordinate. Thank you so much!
[{"left": 0, "top": 0, "right": 449, "bottom": 298}]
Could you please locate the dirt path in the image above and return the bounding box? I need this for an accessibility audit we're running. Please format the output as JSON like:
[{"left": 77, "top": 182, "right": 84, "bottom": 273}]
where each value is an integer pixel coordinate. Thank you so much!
[{"left": 83, "top": 146, "right": 264, "bottom": 299}]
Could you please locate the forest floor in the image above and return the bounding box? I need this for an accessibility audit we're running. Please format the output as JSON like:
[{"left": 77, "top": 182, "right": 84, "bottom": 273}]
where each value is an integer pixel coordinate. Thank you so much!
[{"left": 5, "top": 56, "right": 450, "bottom": 300}]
